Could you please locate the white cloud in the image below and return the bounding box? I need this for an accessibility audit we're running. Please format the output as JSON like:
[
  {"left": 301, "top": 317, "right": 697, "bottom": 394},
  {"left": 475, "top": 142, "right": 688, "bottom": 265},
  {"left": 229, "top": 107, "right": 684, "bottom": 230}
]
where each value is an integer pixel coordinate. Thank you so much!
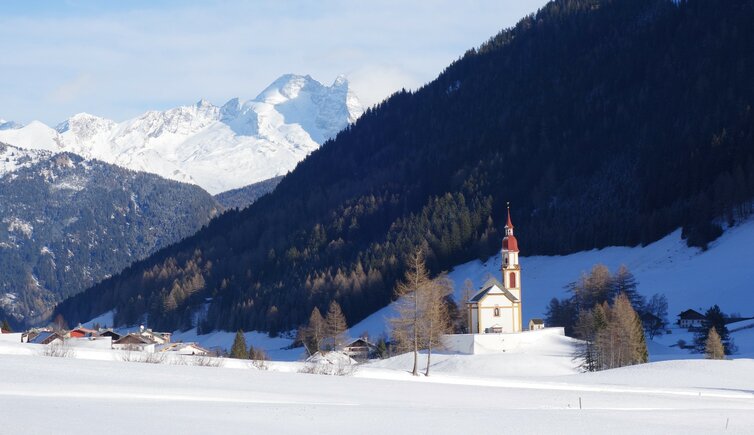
[{"left": 0, "top": 0, "right": 549, "bottom": 124}]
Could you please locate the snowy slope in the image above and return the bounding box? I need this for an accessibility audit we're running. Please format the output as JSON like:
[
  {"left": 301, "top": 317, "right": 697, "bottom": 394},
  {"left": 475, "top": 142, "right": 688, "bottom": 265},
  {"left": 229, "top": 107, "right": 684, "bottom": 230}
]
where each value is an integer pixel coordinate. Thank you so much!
[
  {"left": 351, "top": 218, "right": 754, "bottom": 344},
  {"left": 1, "top": 341, "right": 753, "bottom": 434},
  {"left": 0, "top": 74, "right": 362, "bottom": 194}
]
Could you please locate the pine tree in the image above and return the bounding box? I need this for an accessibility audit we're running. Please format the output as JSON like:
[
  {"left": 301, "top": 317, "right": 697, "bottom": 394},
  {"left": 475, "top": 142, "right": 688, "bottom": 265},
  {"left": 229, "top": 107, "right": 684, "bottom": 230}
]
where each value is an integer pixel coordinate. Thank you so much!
[
  {"left": 324, "top": 301, "right": 348, "bottom": 350},
  {"left": 1, "top": 319, "right": 11, "bottom": 333},
  {"left": 230, "top": 330, "right": 248, "bottom": 359},
  {"left": 695, "top": 305, "right": 735, "bottom": 355},
  {"left": 705, "top": 327, "right": 725, "bottom": 360}
]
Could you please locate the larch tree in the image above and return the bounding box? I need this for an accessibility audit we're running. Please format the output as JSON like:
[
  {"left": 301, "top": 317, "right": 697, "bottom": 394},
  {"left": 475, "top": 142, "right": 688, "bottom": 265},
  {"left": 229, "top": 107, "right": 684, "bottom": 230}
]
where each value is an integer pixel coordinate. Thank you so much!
[
  {"left": 390, "top": 247, "right": 432, "bottom": 376},
  {"left": 705, "top": 327, "right": 725, "bottom": 360},
  {"left": 611, "top": 265, "right": 644, "bottom": 311},
  {"left": 230, "top": 330, "right": 248, "bottom": 359},
  {"left": 423, "top": 274, "right": 453, "bottom": 376},
  {"left": 324, "top": 301, "right": 348, "bottom": 350},
  {"left": 304, "top": 307, "right": 326, "bottom": 355}
]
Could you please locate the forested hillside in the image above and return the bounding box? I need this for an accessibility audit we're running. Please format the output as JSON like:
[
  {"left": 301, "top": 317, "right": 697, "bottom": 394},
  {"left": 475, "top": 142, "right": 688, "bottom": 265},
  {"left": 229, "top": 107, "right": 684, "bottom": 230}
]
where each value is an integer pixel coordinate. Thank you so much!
[
  {"left": 0, "top": 145, "right": 220, "bottom": 327},
  {"left": 54, "top": 0, "right": 754, "bottom": 334},
  {"left": 214, "top": 176, "right": 283, "bottom": 210}
]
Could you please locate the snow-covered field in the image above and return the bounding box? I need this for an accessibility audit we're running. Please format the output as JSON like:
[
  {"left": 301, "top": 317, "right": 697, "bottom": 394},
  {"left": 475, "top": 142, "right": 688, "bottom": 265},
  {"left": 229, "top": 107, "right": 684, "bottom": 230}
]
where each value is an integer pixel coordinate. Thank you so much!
[{"left": 1, "top": 337, "right": 753, "bottom": 434}]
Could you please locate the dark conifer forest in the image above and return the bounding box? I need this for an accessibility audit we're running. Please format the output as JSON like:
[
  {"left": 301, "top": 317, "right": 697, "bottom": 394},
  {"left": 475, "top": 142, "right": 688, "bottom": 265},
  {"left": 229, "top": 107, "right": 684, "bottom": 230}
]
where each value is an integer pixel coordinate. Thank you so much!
[{"left": 54, "top": 0, "right": 754, "bottom": 334}]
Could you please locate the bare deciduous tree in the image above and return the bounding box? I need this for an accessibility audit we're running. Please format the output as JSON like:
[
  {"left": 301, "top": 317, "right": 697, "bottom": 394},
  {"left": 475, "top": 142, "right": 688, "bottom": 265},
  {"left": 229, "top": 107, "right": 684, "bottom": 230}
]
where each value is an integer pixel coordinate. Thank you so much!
[
  {"left": 324, "top": 301, "right": 348, "bottom": 350},
  {"left": 390, "top": 247, "right": 431, "bottom": 376},
  {"left": 422, "top": 274, "right": 453, "bottom": 376}
]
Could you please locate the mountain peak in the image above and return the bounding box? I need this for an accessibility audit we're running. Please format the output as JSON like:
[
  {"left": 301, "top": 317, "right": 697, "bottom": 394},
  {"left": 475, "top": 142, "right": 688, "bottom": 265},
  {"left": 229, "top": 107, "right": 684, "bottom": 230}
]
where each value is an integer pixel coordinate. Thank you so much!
[{"left": 0, "top": 73, "right": 361, "bottom": 194}]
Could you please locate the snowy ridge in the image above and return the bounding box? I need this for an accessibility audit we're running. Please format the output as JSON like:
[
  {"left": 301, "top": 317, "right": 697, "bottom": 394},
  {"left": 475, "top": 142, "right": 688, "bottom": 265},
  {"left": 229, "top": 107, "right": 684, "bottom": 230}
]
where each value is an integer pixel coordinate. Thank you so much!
[
  {"left": 0, "top": 143, "right": 51, "bottom": 178},
  {"left": 0, "top": 74, "right": 363, "bottom": 194}
]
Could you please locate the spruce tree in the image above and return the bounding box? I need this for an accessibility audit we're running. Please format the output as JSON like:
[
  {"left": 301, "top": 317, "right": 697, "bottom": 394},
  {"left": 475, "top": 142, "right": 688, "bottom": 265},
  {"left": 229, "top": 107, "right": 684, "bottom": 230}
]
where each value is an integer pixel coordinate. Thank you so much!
[
  {"left": 705, "top": 327, "right": 725, "bottom": 360},
  {"left": 230, "top": 330, "right": 248, "bottom": 359},
  {"left": 695, "top": 305, "right": 734, "bottom": 355}
]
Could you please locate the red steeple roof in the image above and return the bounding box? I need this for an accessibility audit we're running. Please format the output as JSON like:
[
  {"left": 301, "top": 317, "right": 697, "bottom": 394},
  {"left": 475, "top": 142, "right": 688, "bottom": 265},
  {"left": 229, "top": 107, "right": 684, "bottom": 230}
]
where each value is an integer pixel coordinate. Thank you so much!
[
  {"left": 502, "top": 202, "right": 519, "bottom": 252},
  {"left": 505, "top": 204, "right": 514, "bottom": 228}
]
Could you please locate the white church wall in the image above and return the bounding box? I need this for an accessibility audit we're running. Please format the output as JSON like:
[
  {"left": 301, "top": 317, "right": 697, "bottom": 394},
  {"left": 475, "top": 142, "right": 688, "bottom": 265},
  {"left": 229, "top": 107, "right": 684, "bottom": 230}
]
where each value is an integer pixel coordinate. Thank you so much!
[{"left": 442, "top": 327, "right": 566, "bottom": 355}]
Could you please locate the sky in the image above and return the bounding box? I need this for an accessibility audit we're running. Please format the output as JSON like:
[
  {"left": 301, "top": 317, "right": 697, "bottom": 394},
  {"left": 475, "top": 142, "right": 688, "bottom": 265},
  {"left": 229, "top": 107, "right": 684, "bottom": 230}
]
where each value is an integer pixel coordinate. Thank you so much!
[{"left": 0, "top": 0, "right": 549, "bottom": 125}]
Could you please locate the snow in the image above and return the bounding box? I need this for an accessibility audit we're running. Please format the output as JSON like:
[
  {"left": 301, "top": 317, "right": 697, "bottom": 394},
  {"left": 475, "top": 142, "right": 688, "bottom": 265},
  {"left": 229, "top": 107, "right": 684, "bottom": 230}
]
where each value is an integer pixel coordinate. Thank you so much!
[
  {"left": 0, "top": 338, "right": 753, "bottom": 433},
  {"left": 351, "top": 218, "right": 754, "bottom": 359},
  {"left": 0, "top": 74, "right": 363, "bottom": 194},
  {"left": 0, "top": 143, "right": 50, "bottom": 178}
]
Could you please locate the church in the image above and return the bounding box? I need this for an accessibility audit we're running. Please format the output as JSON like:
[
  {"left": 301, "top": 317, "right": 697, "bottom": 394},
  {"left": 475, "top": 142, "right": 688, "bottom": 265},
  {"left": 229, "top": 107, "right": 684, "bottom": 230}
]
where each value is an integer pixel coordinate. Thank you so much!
[{"left": 467, "top": 206, "right": 523, "bottom": 334}]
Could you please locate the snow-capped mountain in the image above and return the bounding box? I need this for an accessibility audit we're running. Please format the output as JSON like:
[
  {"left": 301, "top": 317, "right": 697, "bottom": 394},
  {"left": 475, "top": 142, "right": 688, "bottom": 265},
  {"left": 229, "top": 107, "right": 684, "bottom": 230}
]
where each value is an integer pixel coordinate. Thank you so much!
[{"left": 0, "top": 74, "right": 362, "bottom": 194}]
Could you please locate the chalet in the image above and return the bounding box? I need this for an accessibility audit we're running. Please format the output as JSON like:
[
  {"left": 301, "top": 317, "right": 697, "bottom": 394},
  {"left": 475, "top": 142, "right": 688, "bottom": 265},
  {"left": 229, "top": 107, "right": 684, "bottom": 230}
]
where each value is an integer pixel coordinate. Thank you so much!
[
  {"left": 528, "top": 318, "right": 545, "bottom": 331},
  {"left": 137, "top": 326, "right": 171, "bottom": 344},
  {"left": 340, "top": 338, "right": 378, "bottom": 361},
  {"left": 113, "top": 334, "right": 156, "bottom": 353},
  {"left": 678, "top": 309, "right": 705, "bottom": 329},
  {"left": 29, "top": 331, "right": 64, "bottom": 345},
  {"left": 68, "top": 326, "right": 98, "bottom": 338}
]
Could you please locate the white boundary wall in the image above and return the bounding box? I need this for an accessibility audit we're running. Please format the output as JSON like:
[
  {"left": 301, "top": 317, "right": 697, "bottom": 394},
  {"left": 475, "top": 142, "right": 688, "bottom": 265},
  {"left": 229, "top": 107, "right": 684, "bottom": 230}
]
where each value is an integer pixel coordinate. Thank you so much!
[
  {"left": 0, "top": 333, "right": 23, "bottom": 343},
  {"left": 442, "top": 327, "right": 565, "bottom": 355}
]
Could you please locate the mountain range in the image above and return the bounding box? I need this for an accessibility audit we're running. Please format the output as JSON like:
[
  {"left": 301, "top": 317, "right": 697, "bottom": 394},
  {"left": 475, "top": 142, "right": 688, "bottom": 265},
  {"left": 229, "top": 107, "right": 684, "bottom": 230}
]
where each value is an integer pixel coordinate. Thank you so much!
[
  {"left": 52, "top": 0, "right": 754, "bottom": 335},
  {"left": 0, "top": 143, "right": 221, "bottom": 327},
  {"left": 0, "top": 74, "right": 362, "bottom": 194}
]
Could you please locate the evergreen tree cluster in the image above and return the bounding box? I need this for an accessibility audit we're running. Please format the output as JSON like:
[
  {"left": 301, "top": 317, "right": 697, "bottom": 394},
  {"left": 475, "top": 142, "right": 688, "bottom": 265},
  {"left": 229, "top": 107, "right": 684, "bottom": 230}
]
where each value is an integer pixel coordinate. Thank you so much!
[
  {"left": 694, "top": 305, "right": 736, "bottom": 355},
  {"left": 54, "top": 0, "right": 754, "bottom": 335}
]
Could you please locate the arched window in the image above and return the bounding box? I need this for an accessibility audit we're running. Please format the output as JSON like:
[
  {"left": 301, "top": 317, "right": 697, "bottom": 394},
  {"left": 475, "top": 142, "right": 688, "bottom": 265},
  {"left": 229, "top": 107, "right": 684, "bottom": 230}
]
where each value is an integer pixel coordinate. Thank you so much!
[
  {"left": 494, "top": 306, "right": 500, "bottom": 317},
  {"left": 509, "top": 272, "right": 516, "bottom": 288}
]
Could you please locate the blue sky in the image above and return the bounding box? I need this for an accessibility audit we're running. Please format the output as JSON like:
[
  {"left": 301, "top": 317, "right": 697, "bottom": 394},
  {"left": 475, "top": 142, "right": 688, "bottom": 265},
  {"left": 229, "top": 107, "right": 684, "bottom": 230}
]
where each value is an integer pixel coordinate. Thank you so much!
[{"left": 0, "top": 1, "right": 548, "bottom": 124}]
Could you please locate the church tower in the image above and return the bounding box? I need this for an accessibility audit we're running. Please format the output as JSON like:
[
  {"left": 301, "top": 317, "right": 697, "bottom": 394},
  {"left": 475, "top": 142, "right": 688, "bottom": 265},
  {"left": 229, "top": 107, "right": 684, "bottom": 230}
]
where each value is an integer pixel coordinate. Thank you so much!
[{"left": 501, "top": 203, "right": 522, "bottom": 332}]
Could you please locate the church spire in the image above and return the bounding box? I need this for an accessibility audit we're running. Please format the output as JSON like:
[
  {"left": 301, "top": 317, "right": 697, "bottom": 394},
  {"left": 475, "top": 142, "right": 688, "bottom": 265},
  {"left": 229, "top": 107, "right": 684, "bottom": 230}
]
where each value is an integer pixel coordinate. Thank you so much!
[{"left": 505, "top": 202, "right": 514, "bottom": 230}]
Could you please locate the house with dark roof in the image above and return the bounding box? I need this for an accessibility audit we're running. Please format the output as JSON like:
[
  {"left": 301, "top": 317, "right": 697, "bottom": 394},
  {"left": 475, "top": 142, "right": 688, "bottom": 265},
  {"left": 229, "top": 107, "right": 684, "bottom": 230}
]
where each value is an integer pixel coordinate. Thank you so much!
[
  {"left": 528, "top": 318, "right": 545, "bottom": 331},
  {"left": 113, "top": 333, "right": 156, "bottom": 353},
  {"left": 28, "top": 331, "right": 64, "bottom": 345},
  {"left": 678, "top": 309, "right": 705, "bottom": 329}
]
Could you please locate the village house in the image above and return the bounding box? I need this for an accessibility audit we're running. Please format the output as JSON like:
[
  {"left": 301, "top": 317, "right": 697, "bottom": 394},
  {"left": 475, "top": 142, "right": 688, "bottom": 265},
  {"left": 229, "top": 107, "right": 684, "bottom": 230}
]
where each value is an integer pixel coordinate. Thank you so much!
[
  {"left": 113, "top": 334, "right": 156, "bottom": 353},
  {"left": 468, "top": 206, "right": 523, "bottom": 334},
  {"left": 528, "top": 319, "right": 545, "bottom": 331},
  {"left": 340, "top": 338, "right": 378, "bottom": 361},
  {"left": 678, "top": 309, "right": 705, "bottom": 329},
  {"left": 68, "top": 326, "right": 98, "bottom": 338},
  {"left": 28, "top": 331, "right": 64, "bottom": 345}
]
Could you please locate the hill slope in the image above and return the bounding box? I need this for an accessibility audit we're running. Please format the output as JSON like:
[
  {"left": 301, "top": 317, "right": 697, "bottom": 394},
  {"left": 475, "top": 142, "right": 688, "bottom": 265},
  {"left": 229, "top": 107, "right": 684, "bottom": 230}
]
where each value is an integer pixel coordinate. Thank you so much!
[
  {"left": 0, "top": 143, "right": 220, "bottom": 326},
  {"left": 54, "top": 0, "right": 754, "bottom": 334},
  {"left": 0, "top": 75, "right": 362, "bottom": 194}
]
